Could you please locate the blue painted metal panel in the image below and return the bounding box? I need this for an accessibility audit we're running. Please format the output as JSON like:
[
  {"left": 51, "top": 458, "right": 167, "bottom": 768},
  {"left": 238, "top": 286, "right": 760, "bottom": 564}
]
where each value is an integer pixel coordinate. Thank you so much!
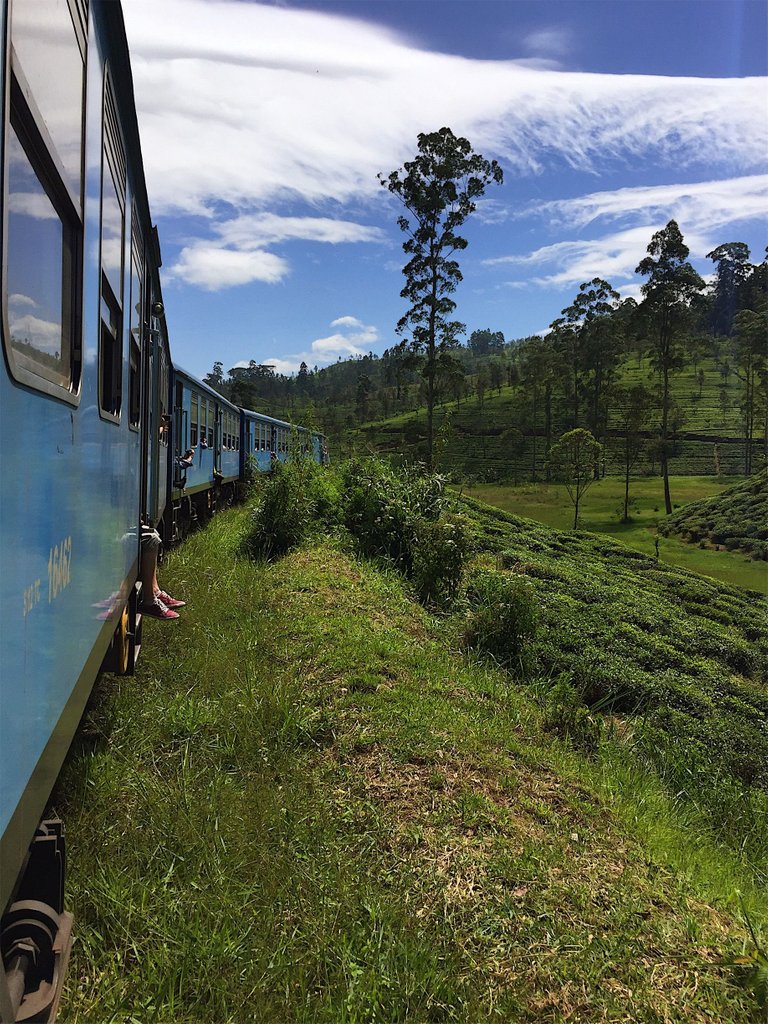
[{"left": 0, "top": 7, "right": 143, "bottom": 912}]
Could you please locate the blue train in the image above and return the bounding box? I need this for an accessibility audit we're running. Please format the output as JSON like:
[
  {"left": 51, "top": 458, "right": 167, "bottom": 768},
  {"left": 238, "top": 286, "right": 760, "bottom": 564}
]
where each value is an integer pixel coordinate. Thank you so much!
[{"left": 0, "top": 3, "right": 324, "bottom": 1019}]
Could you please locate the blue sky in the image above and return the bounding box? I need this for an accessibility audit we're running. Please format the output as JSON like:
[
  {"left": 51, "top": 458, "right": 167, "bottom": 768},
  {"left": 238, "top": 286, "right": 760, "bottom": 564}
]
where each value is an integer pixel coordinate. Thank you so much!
[{"left": 122, "top": 0, "right": 767, "bottom": 380}]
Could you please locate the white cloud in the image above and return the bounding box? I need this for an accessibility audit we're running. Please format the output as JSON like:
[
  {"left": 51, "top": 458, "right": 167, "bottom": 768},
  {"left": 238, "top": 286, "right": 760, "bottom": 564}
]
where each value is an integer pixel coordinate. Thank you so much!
[
  {"left": 122, "top": 0, "right": 766, "bottom": 216},
  {"left": 170, "top": 245, "right": 289, "bottom": 290},
  {"left": 169, "top": 215, "right": 385, "bottom": 288},
  {"left": 330, "top": 315, "right": 364, "bottom": 328},
  {"left": 522, "top": 28, "right": 573, "bottom": 60},
  {"left": 8, "top": 192, "right": 58, "bottom": 220},
  {"left": 9, "top": 293, "right": 37, "bottom": 309},
  {"left": 216, "top": 214, "right": 387, "bottom": 249},
  {"left": 10, "top": 314, "right": 61, "bottom": 353},
  {"left": 257, "top": 318, "right": 381, "bottom": 374},
  {"left": 534, "top": 174, "right": 768, "bottom": 233}
]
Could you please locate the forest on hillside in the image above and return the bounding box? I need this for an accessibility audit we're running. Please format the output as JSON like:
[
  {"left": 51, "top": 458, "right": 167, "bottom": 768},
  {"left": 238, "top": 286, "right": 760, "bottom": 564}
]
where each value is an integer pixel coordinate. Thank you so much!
[{"left": 204, "top": 231, "right": 767, "bottom": 482}]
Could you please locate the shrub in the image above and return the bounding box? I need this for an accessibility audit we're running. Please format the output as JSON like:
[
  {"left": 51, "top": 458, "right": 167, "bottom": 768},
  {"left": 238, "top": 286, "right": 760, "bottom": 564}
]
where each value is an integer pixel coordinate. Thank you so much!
[
  {"left": 244, "top": 457, "right": 339, "bottom": 560},
  {"left": 464, "top": 569, "right": 538, "bottom": 675},
  {"left": 341, "top": 458, "right": 468, "bottom": 607},
  {"left": 541, "top": 674, "right": 604, "bottom": 754},
  {"left": 412, "top": 514, "right": 469, "bottom": 607}
]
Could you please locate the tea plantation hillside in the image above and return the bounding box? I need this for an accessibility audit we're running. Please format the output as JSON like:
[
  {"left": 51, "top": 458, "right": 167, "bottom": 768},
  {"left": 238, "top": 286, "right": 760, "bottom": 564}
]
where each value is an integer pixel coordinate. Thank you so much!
[
  {"left": 342, "top": 356, "right": 761, "bottom": 482},
  {"left": 658, "top": 469, "right": 768, "bottom": 561}
]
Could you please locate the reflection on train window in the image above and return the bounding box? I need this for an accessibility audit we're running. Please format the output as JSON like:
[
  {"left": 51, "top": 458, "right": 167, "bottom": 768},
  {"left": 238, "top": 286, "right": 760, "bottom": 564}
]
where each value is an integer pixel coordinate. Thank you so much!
[
  {"left": 3, "top": 0, "right": 86, "bottom": 397},
  {"left": 99, "top": 73, "right": 126, "bottom": 420},
  {"left": 128, "top": 220, "right": 143, "bottom": 430},
  {"left": 10, "top": 0, "right": 86, "bottom": 202}
]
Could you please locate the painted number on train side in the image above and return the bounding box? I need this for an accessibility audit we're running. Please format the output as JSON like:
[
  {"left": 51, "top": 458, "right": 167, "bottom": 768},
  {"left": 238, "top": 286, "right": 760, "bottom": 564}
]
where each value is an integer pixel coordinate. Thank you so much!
[
  {"left": 23, "top": 578, "right": 41, "bottom": 617},
  {"left": 48, "top": 536, "right": 73, "bottom": 603}
]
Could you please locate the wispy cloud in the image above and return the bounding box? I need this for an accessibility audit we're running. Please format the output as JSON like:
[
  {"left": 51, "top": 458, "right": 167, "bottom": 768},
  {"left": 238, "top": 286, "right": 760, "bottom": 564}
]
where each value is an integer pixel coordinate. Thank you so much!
[
  {"left": 124, "top": 0, "right": 766, "bottom": 217},
  {"left": 491, "top": 175, "right": 768, "bottom": 291},
  {"left": 534, "top": 174, "right": 768, "bottom": 232}
]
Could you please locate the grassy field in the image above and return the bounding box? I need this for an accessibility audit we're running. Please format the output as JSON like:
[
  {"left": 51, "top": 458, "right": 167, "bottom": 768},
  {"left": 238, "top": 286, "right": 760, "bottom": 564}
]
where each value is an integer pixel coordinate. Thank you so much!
[
  {"left": 55, "top": 470, "right": 767, "bottom": 1022},
  {"left": 461, "top": 475, "right": 768, "bottom": 594}
]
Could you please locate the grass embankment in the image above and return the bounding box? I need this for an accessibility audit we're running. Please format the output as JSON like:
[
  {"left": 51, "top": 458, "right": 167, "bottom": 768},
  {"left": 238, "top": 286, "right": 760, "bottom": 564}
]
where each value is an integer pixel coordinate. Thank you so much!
[
  {"left": 657, "top": 470, "right": 768, "bottom": 563},
  {"left": 462, "top": 476, "right": 768, "bottom": 594},
  {"left": 56, "top": 482, "right": 768, "bottom": 1022}
]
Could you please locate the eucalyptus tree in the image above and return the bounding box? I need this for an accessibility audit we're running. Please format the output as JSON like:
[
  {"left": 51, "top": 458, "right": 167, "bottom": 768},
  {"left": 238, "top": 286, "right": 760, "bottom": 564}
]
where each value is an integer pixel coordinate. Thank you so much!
[
  {"left": 549, "top": 278, "right": 621, "bottom": 437},
  {"left": 636, "top": 220, "right": 704, "bottom": 514},
  {"left": 380, "top": 128, "right": 503, "bottom": 468},
  {"left": 706, "top": 242, "right": 751, "bottom": 337},
  {"left": 612, "top": 383, "right": 652, "bottom": 522}
]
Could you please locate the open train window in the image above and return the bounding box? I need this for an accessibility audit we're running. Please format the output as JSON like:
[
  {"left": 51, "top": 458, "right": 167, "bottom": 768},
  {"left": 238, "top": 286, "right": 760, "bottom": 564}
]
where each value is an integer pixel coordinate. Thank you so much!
[
  {"left": 2, "top": 0, "right": 87, "bottom": 402},
  {"left": 98, "top": 70, "right": 126, "bottom": 421},
  {"left": 128, "top": 214, "right": 143, "bottom": 431}
]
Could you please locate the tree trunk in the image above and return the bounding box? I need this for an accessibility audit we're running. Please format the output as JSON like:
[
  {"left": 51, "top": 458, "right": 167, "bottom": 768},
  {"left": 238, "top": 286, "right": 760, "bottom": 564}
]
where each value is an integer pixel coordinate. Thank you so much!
[{"left": 660, "top": 333, "right": 673, "bottom": 516}]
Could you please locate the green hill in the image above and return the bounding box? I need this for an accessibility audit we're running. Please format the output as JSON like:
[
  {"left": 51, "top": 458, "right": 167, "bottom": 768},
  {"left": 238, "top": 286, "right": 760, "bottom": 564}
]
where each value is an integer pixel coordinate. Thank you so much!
[
  {"left": 658, "top": 468, "right": 768, "bottom": 560},
  {"left": 343, "top": 354, "right": 759, "bottom": 481}
]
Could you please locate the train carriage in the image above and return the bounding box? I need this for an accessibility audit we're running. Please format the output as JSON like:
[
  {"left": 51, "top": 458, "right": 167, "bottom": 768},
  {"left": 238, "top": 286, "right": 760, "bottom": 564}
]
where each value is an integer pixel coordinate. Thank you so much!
[{"left": 168, "top": 365, "right": 242, "bottom": 540}]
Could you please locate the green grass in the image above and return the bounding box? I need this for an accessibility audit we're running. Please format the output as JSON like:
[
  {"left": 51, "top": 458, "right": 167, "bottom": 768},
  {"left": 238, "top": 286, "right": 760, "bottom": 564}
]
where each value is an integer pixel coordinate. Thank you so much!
[
  {"left": 55, "top": 488, "right": 767, "bottom": 1022},
  {"left": 460, "top": 475, "right": 768, "bottom": 594}
]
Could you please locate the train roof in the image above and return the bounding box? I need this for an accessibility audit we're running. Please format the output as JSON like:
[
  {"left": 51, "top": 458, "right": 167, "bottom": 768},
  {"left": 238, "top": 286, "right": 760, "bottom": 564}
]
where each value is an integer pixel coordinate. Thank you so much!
[{"left": 172, "top": 363, "right": 240, "bottom": 411}]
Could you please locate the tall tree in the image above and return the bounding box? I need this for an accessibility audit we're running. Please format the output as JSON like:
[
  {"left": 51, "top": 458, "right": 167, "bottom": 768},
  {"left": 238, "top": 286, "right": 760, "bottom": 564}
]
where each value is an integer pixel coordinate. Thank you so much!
[
  {"left": 467, "top": 328, "right": 505, "bottom": 356},
  {"left": 554, "top": 278, "right": 622, "bottom": 469},
  {"left": 706, "top": 242, "right": 751, "bottom": 337},
  {"left": 612, "top": 383, "right": 651, "bottom": 522},
  {"left": 517, "top": 335, "right": 556, "bottom": 481},
  {"left": 635, "top": 220, "right": 704, "bottom": 514},
  {"left": 380, "top": 127, "right": 503, "bottom": 468}
]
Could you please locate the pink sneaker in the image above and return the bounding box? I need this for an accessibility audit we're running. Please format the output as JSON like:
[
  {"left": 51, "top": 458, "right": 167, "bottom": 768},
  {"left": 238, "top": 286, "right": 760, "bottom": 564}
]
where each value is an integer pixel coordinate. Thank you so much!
[
  {"left": 156, "top": 590, "right": 186, "bottom": 609},
  {"left": 141, "top": 598, "right": 179, "bottom": 620}
]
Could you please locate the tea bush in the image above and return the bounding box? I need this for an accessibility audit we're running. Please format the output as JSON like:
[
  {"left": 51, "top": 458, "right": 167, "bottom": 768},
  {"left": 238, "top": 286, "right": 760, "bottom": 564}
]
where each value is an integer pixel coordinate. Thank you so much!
[
  {"left": 340, "top": 458, "right": 468, "bottom": 607},
  {"left": 463, "top": 568, "right": 538, "bottom": 675}
]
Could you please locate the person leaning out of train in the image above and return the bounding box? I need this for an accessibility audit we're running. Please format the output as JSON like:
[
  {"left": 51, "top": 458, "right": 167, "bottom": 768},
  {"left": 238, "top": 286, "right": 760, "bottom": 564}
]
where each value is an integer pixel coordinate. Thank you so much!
[{"left": 139, "top": 521, "right": 186, "bottom": 620}]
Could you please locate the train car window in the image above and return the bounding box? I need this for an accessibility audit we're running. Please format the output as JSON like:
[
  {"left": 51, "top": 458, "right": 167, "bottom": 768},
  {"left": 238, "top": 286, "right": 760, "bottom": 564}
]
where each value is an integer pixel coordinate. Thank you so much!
[
  {"left": 3, "top": 0, "right": 86, "bottom": 400},
  {"left": 190, "top": 391, "right": 198, "bottom": 447},
  {"left": 158, "top": 336, "right": 169, "bottom": 446},
  {"left": 128, "top": 216, "right": 143, "bottom": 431},
  {"left": 98, "top": 71, "right": 126, "bottom": 421}
]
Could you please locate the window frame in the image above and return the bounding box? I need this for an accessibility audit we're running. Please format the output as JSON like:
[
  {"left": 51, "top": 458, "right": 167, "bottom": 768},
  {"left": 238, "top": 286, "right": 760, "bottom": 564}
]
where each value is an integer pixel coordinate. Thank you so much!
[
  {"left": 127, "top": 208, "right": 143, "bottom": 432},
  {"left": 190, "top": 390, "right": 198, "bottom": 448},
  {"left": 1, "top": 0, "right": 87, "bottom": 405},
  {"left": 97, "top": 66, "right": 126, "bottom": 424}
]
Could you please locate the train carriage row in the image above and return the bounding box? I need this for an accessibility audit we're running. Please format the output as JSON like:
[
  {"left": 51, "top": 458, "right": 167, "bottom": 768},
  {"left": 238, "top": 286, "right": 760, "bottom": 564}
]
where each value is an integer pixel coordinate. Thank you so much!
[{"left": 0, "top": 3, "right": 324, "bottom": 1020}]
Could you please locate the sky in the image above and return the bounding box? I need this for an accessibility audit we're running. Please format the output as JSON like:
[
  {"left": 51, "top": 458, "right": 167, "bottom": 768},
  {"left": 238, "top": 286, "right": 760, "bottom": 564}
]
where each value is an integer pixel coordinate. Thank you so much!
[{"left": 121, "top": 0, "right": 768, "bottom": 380}]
